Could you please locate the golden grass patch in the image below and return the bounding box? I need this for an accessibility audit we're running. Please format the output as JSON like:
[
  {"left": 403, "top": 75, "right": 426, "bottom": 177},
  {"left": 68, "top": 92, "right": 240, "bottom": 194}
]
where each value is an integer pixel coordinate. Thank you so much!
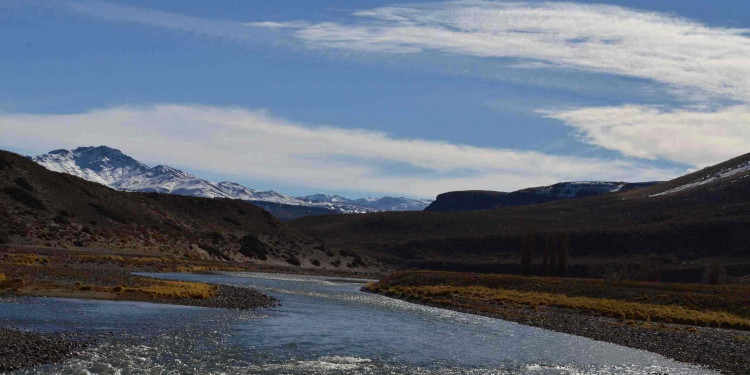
[
  {"left": 6, "top": 253, "right": 49, "bottom": 265},
  {"left": 123, "top": 281, "right": 217, "bottom": 300},
  {"left": 75, "top": 254, "right": 125, "bottom": 263},
  {"left": 369, "top": 284, "right": 750, "bottom": 330}
]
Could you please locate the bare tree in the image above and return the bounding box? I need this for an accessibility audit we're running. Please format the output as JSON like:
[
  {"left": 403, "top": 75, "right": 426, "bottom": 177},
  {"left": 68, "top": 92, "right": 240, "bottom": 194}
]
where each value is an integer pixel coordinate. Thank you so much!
[
  {"left": 520, "top": 225, "right": 535, "bottom": 275},
  {"left": 557, "top": 231, "right": 570, "bottom": 277},
  {"left": 542, "top": 234, "right": 553, "bottom": 275}
]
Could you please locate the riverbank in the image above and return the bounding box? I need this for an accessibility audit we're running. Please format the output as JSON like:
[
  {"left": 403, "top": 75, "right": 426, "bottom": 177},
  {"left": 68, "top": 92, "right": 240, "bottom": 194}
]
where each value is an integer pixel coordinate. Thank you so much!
[
  {"left": 0, "top": 250, "right": 282, "bottom": 310},
  {"left": 0, "top": 328, "right": 89, "bottom": 373},
  {"left": 364, "top": 270, "right": 750, "bottom": 375}
]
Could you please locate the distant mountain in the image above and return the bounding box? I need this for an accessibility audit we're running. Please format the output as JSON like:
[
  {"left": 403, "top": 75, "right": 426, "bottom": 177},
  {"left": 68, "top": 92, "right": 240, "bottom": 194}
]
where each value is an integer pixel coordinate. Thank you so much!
[
  {"left": 425, "top": 181, "right": 660, "bottom": 211},
  {"left": 2, "top": 149, "right": 381, "bottom": 270},
  {"left": 31, "top": 146, "right": 148, "bottom": 186},
  {"left": 291, "top": 152, "right": 750, "bottom": 282},
  {"left": 30, "top": 146, "right": 432, "bottom": 218},
  {"left": 301, "top": 194, "right": 433, "bottom": 213}
]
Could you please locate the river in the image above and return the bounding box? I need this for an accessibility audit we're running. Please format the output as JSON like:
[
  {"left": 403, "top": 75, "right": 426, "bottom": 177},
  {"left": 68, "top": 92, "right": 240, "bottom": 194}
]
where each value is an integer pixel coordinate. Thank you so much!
[{"left": 0, "top": 272, "right": 719, "bottom": 374}]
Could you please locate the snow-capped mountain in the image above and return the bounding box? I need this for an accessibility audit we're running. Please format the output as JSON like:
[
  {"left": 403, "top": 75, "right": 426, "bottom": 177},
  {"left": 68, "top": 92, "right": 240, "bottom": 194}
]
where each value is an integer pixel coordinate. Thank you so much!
[
  {"left": 300, "top": 194, "right": 432, "bottom": 213},
  {"left": 31, "top": 146, "right": 148, "bottom": 186},
  {"left": 31, "top": 146, "right": 432, "bottom": 216},
  {"left": 649, "top": 157, "right": 750, "bottom": 197},
  {"left": 112, "top": 165, "right": 231, "bottom": 198}
]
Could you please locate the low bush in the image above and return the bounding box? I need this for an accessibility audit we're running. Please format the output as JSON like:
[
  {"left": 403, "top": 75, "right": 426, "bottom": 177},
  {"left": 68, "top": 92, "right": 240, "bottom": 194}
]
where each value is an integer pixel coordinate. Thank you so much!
[
  {"left": 223, "top": 216, "right": 241, "bottom": 226},
  {"left": 2, "top": 187, "right": 47, "bottom": 211},
  {"left": 239, "top": 235, "right": 269, "bottom": 260},
  {"left": 286, "top": 255, "right": 301, "bottom": 267},
  {"left": 89, "top": 203, "right": 128, "bottom": 224},
  {"left": 14, "top": 177, "right": 34, "bottom": 192}
]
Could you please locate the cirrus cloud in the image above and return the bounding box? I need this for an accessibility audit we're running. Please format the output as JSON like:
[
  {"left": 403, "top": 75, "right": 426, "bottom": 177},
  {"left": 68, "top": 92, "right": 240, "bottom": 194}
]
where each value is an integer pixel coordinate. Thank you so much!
[{"left": 0, "top": 104, "right": 677, "bottom": 197}]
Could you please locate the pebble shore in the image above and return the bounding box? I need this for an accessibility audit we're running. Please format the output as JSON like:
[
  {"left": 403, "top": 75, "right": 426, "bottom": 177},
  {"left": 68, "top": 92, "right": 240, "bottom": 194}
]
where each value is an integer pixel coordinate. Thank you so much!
[
  {"left": 367, "top": 291, "right": 750, "bottom": 375},
  {"left": 0, "top": 328, "right": 89, "bottom": 373}
]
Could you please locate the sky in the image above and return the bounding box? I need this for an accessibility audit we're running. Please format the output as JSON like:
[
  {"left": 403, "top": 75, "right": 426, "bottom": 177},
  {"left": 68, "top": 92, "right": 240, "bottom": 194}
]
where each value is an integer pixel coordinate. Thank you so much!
[{"left": 1, "top": 0, "right": 750, "bottom": 199}]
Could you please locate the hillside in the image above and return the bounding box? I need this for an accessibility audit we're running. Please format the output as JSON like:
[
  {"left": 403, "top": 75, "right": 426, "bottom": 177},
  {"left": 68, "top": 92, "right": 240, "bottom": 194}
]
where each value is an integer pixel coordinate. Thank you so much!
[
  {"left": 425, "top": 182, "right": 659, "bottom": 211},
  {"left": 31, "top": 146, "right": 431, "bottom": 217},
  {"left": 292, "top": 153, "right": 750, "bottom": 282},
  {"left": 0, "top": 150, "right": 376, "bottom": 271}
]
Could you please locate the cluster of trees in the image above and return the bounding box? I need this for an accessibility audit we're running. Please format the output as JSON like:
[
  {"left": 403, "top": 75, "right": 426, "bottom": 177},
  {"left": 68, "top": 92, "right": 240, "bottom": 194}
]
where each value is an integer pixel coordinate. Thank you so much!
[{"left": 520, "top": 226, "right": 570, "bottom": 277}]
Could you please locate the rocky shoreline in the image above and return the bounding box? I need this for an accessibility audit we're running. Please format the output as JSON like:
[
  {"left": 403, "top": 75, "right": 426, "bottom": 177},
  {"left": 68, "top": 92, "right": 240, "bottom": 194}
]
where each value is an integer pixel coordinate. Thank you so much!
[
  {"left": 147, "top": 283, "right": 279, "bottom": 310},
  {"left": 367, "top": 290, "right": 749, "bottom": 375},
  {"left": 0, "top": 328, "right": 89, "bottom": 373}
]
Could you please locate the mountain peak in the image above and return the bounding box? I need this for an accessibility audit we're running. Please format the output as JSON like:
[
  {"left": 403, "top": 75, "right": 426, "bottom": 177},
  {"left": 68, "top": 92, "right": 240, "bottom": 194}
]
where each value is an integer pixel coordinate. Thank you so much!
[{"left": 31, "top": 145, "right": 433, "bottom": 217}]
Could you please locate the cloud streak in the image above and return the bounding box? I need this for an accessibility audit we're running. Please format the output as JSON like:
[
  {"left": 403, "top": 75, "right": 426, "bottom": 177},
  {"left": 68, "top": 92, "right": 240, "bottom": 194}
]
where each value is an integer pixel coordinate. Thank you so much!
[
  {"left": 542, "top": 105, "right": 750, "bottom": 166},
  {"left": 51, "top": 1, "right": 750, "bottom": 170},
  {"left": 0, "top": 104, "right": 677, "bottom": 197}
]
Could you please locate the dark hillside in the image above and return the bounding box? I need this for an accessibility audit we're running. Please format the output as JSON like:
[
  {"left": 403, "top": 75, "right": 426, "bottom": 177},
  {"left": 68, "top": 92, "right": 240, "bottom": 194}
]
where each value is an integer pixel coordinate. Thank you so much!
[
  {"left": 292, "top": 153, "right": 750, "bottom": 281},
  {"left": 0, "top": 150, "right": 372, "bottom": 270},
  {"left": 425, "top": 182, "right": 660, "bottom": 212},
  {"left": 425, "top": 190, "right": 507, "bottom": 211}
]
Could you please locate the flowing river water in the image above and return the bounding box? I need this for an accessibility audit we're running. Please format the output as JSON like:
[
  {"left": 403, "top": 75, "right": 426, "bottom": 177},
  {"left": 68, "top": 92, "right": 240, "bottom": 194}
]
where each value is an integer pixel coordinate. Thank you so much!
[{"left": 0, "top": 272, "right": 720, "bottom": 375}]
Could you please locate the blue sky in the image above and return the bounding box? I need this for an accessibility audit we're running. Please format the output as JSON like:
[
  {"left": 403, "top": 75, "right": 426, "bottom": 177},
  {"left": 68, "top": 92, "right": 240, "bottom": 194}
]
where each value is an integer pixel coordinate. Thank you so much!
[{"left": 2, "top": 0, "right": 749, "bottom": 198}]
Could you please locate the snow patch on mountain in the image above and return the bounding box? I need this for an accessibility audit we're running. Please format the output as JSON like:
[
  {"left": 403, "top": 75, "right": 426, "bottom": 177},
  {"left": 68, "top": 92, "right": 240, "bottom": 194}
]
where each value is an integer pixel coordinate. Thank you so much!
[
  {"left": 31, "top": 146, "right": 432, "bottom": 214},
  {"left": 651, "top": 161, "right": 750, "bottom": 197},
  {"left": 526, "top": 182, "right": 627, "bottom": 199},
  {"left": 31, "top": 146, "right": 148, "bottom": 185}
]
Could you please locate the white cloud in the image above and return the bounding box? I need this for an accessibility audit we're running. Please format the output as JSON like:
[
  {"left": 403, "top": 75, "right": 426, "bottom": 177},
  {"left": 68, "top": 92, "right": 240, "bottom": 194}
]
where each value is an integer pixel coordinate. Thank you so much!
[
  {"left": 284, "top": 1, "right": 750, "bottom": 103},
  {"left": 542, "top": 105, "right": 750, "bottom": 166},
  {"left": 52, "top": 1, "right": 750, "bottom": 170},
  {"left": 0, "top": 104, "right": 677, "bottom": 197}
]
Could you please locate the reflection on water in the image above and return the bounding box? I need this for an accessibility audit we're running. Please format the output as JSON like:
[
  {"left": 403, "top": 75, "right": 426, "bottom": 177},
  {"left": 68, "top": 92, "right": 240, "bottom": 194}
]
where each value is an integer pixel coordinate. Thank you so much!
[{"left": 1, "top": 272, "right": 719, "bottom": 375}]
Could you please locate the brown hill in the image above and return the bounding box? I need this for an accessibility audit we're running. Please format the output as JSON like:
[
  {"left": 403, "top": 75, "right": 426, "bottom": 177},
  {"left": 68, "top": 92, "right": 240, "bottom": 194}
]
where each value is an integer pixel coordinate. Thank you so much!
[
  {"left": 0, "top": 150, "right": 371, "bottom": 270},
  {"left": 291, "top": 153, "right": 750, "bottom": 282}
]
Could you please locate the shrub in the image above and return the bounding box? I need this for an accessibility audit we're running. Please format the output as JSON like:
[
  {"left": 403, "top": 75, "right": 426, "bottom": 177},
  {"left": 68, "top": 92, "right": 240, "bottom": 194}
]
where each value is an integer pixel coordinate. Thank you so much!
[
  {"left": 201, "top": 244, "right": 230, "bottom": 261},
  {"left": 239, "top": 234, "right": 269, "bottom": 260},
  {"left": 79, "top": 285, "right": 93, "bottom": 291},
  {"left": 347, "top": 257, "right": 367, "bottom": 268},
  {"left": 2, "top": 187, "right": 47, "bottom": 211},
  {"left": 223, "top": 216, "right": 241, "bottom": 226},
  {"left": 286, "top": 255, "right": 302, "bottom": 266},
  {"left": 14, "top": 177, "right": 34, "bottom": 192},
  {"left": 89, "top": 203, "right": 128, "bottom": 224},
  {"left": 311, "top": 259, "right": 321, "bottom": 267}
]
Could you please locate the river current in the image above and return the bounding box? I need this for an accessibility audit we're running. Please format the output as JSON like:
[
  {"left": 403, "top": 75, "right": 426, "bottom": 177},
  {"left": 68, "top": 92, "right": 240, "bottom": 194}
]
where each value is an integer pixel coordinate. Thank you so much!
[{"left": 0, "top": 272, "right": 719, "bottom": 374}]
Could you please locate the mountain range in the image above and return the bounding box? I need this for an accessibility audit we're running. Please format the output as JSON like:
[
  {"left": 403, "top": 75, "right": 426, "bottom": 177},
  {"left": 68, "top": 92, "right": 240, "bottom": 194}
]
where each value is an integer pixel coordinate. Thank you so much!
[
  {"left": 291, "top": 151, "right": 750, "bottom": 283},
  {"left": 31, "top": 146, "right": 432, "bottom": 219},
  {"left": 0, "top": 149, "right": 380, "bottom": 270},
  {"left": 425, "top": 181, "right": 660, "bottom": 211}
]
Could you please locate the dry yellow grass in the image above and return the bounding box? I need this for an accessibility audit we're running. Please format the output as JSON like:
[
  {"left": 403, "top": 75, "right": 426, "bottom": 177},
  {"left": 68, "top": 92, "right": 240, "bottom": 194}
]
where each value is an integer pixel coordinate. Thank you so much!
[
  {"left": 6, "top": 254, "right": 49, "bottom": 265},
  {"left": 0, "top": 273, "right": 5, "bottom": 281},
  {"left": 75, "top": 254, "right": 125, "bottom": 263},
  {"left": 122, "top": 280, "right": 217, "bottom": 299},
  {"left": 371, "top": 284, "right": 750, "bottom": 330}
]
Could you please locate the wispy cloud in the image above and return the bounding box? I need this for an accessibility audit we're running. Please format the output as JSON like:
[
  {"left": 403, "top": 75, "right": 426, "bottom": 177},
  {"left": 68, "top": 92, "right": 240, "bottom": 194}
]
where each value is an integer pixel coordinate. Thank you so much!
[
  {"left": 281, "top": 1, "right": 750, "bottom": 103},
  {"left": 51, "top": 1, "right": 750, "bottom": 170},
  {"left": 542, "top": 105, "right": 750, "bottom": 166},
  {"left": 0, "top": 104, "right": 677, "bottom": 197}
]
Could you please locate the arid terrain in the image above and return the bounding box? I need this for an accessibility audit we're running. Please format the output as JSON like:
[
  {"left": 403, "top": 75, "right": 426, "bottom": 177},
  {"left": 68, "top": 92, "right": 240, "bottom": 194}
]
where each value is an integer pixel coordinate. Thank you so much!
[{"left": 365, "top": 270, "right": 750, "bottom": 375}]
